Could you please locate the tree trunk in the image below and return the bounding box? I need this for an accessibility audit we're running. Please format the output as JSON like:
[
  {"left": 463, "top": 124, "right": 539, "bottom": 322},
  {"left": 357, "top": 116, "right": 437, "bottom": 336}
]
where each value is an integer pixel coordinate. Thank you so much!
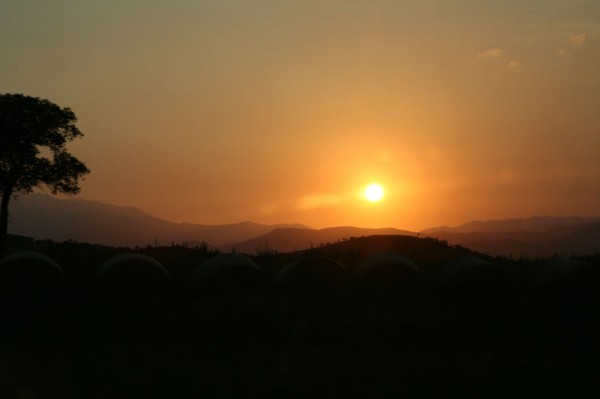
[{"left": 0, "top": 189, "right": 11, "bottom": 255}]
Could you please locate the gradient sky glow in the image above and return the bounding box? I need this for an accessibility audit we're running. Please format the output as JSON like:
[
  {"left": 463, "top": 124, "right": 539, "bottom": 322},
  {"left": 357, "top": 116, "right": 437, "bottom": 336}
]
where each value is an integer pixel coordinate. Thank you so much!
[{"left": 2, "top": 1, "right": 600, "bottom": 230}]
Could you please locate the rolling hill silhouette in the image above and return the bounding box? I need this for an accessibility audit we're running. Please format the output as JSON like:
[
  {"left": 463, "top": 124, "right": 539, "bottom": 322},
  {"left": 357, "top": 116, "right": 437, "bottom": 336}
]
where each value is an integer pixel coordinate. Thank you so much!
[
  {"left": 8, "top": 194, "right": 307, "bottom": 247},
  {"left": 8, "top": 195, "right": 600, "bottom": 256},
  {"left": 423, "top": 216, "right": 600, "bottom": 234},
  {"left": 424, "top": 217, "right": 600, "bottom": 256},
  {"left": 221, "top": 226, "right": 416, "bottom": 253}
]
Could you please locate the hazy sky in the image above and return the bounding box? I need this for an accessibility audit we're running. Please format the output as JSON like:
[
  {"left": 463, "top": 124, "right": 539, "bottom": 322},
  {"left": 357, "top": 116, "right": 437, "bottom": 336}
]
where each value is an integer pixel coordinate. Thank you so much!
[{"left": 2, "top": 0, "right": 599, "bottom": 230}]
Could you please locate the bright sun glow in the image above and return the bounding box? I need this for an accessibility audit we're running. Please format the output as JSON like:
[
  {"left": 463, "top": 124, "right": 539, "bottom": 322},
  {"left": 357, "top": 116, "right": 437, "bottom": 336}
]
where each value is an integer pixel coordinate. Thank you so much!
[{"left": 365, "top": 183, "right": 384, "bottom": 202}]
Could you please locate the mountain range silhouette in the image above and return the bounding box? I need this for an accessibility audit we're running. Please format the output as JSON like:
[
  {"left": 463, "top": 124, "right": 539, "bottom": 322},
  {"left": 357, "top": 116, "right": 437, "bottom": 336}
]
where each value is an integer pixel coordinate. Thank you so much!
[{"left": 9, "top": 194, "right": 600, "bottom": 256}]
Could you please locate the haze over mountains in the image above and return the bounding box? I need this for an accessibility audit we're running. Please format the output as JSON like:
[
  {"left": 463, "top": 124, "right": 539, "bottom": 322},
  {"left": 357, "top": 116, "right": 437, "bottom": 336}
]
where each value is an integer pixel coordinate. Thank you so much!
[
  {"left": 8, "top": 194, "right": 307, "bottom": 248},
  {"left": 8, "top": 194, "right": 600, "bottom": 256},
  {"left": 222, "top": 226, "right": 415, "bottom": 254},
  {"left": 423, "top": 217, "right": 600, "bottom": 257}
]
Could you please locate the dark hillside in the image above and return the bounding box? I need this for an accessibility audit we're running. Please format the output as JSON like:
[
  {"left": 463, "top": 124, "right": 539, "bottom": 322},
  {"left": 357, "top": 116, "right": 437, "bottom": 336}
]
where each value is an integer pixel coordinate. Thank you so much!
[
  {"left": 5, "top": 233, "right": 484, "bottom": 282},
  {"left": 223, "top": 226, "right": 417, "bottom": 253},
  {"left": 250, "top": 234, "right": 484, "bottom": 278}
]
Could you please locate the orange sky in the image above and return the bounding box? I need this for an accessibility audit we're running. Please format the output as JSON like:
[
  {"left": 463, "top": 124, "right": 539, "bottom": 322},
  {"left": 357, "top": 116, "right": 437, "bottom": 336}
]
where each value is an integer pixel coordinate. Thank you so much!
[{"left": 2, "top": 1, "right": 599, "bottom": 230}]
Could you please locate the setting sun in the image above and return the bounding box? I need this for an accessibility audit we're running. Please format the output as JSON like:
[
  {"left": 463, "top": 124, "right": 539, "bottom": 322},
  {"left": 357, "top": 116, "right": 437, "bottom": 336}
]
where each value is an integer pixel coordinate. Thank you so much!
[
  {"left": 365, "top": 184, "right": 384, "bottom": 202},
  {"left": 4, "top": 1, "right": 599, "bottom": 234}
]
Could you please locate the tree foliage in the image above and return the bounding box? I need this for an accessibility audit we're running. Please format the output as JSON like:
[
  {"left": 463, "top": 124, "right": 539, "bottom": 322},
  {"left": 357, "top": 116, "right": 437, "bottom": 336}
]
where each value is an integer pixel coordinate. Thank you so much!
[{"left": 0, "top": 93, "right": 90, "bottom": 252}]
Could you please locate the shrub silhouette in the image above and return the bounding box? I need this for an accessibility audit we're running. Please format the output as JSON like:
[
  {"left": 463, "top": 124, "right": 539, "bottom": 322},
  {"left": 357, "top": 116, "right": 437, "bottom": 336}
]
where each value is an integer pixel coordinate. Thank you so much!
[
  {"left": 93, "top": 253, "right": 172, "bottom": 341},
  {"left": 0, "top": 251, "right": 66, "bottom": 344},
  {"left": 354, "top": 252, "right": 423, "bottom": 345},
  {"left": 0, "top": 251, "right": 69, "bottom": 399},
  {"left": 275, "top": 256, "right": 350, "bottom": 319}
]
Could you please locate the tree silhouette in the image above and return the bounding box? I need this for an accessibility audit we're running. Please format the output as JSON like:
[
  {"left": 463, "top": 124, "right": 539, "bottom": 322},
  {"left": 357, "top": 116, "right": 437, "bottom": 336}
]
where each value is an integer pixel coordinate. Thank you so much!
[{"left": 0, "top": 93, "right": 90, "bottom": 253}]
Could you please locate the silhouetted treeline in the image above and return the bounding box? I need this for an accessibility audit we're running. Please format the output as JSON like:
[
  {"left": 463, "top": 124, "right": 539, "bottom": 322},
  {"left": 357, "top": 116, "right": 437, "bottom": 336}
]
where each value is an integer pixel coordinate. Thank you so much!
[{"left": 1, "top": 234, "right": 600, "bottom": 398}]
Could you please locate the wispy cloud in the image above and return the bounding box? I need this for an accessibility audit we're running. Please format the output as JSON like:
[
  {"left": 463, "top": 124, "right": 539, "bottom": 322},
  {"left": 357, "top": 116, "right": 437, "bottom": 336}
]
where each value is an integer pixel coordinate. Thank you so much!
[
  {"left": 569, "top": 33, "right": 587, "bottom": 46},
  {"left": 296, "top": 194, "right": 342, "bottom": 211},
  {"left": 508, "top": 60, "right": 520, "bottom": 68},
  {"left": 477, "top": 48, "right": 502, "bottom": 59}
]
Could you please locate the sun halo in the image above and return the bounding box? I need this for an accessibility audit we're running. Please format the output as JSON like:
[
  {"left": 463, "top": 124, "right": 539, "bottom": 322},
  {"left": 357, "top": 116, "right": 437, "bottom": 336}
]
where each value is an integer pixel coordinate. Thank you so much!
[{"left": 365, "top": 183, "right": 384, "bottom": 202}]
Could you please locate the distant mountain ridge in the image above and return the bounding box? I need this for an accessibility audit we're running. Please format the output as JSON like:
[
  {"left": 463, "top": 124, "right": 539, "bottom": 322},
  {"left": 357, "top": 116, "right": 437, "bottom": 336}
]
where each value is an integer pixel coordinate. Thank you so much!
[
  {"left": 423, "top": 216, "right": 600, "bottom": 234},
  {"left": 8, "top": 194, "right": 600, "bottom": 256},
  {"left": 8, "top": 194, "right": 307, "bottom": 247},
  {"left": 220, "top": 226, "right": 416, "bottom": 253},
  {"left": 423, "top": 216, "right": 600, "bottom": 256}
]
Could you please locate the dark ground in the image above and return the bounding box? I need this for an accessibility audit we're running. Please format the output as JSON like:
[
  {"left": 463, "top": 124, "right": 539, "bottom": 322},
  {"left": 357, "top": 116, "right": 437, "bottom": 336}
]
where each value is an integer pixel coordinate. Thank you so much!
[{"left": 1, "top": 235, "right": 599, "bottom": 398}]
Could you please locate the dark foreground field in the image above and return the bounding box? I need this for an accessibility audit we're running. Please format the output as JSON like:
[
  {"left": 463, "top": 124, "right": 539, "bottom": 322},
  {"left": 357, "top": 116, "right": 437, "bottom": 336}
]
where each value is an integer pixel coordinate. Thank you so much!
[{"left": 1, "top": 234, "right": 600, "bottom": 399}]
